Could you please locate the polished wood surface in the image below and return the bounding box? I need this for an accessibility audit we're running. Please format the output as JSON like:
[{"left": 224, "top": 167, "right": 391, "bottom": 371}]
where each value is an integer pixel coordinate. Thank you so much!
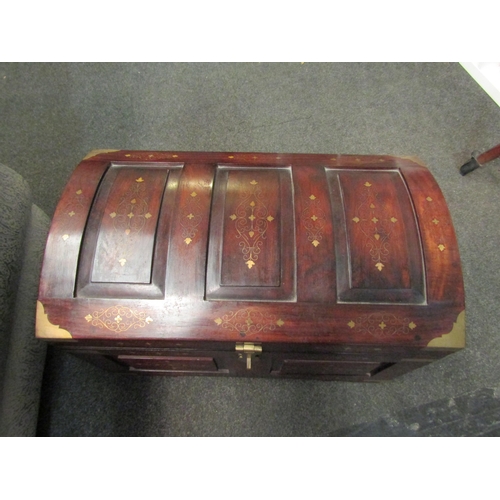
[{"left": 37, "top": 151, "right": 465, "bottom": 381}]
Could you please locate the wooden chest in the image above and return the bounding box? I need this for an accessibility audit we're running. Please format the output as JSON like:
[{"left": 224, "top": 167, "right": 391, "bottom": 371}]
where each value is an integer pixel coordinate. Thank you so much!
[{"left": 36, "top": 150, "right": 465, "bottom": 381}]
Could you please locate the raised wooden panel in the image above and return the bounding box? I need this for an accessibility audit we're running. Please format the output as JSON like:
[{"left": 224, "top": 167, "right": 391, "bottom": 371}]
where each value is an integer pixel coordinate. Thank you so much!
[
  {"left": 76, "top": 162, "right": 182, "bottom": 299},
  {"left": 327, "top": 169, "right": 426, "bottom": 304},
  {"left": 206, "top": 165, "right": 296, "bottom": 301}
]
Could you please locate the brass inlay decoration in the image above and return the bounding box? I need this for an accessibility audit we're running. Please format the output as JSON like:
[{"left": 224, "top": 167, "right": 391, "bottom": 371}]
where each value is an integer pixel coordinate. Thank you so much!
[
  {"left": 426, "top": 197, "right": 433, "bottom": 202},
  {"left": 118, "top": 258, "right": 127, "bottom": 266},
  {"left": 351, "top": 182, "right": 399, "bottom": 272},
  {"left": 214, "top": 309, "right": 284, "bottom": 336},
  {"left": 438, "top": 244, "right": 446, "bottom": 252},
  {"left": 36, "top": 301, "right": 72, "bottom": 339},
  {"left": 349, "top": 313, "right": 416, "bottom": 338},
  {"left": 180, "top": 188, "right": 203, "bottom": 245},
  {"left": 229, "top": 179, "right": 275, "bottom": 269},
  {"left": 62, "top": 234, "right": 69, "bottom": 241},
  {"left": 432, "top": 218, "right": 439, "bottom": 225},
  {"left": 60, "top": 186, "right": 87, "bottom": 226},
  {"left": 427, "top": 311, "right": 465, "bottom": 348},
  {"left": 300, "top": 193, "right": 327, "bottom": 248},
  {"left": 110, "top": 178, "right": 151, "bottom": 236},
  {"left": 85, "top": 306, "right": 153, "bottom": 333}
]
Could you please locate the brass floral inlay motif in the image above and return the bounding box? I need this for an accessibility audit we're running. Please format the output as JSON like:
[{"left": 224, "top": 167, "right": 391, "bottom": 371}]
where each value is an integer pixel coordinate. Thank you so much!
[
  {"left": 109, "top": 177, "right": 151, "bottom": 236},
  {"left": 180, "top": 188, "right": 203, "bottom": 245},
  {"left": 349, "top": 313, "right": 416, "bottom": 338},
  {"left": 351, "top": 182, "right": 399, "bottom": 272},
  {"left": 229, "top": 179, "right": 275, "bottom": 269},
  {"left": 300, "top": 193, "right": 327, "bottom": 248},
  {"left": 214, "top": 309, "right": 284, "bottom": 337},
  {"left": 85, "top": 306, "right": 153, "bottom": 333}
]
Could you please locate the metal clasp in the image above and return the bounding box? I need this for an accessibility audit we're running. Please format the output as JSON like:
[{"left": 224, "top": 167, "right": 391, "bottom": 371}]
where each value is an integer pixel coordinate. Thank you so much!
[{"left": 235, "top": 342, "right": 262, "bottom": 370}]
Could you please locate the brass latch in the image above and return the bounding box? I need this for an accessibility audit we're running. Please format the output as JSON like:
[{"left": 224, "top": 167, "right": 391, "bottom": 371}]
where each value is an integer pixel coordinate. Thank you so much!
[{"left": 235, "top": 342, "right": 262, "bottom": 370}]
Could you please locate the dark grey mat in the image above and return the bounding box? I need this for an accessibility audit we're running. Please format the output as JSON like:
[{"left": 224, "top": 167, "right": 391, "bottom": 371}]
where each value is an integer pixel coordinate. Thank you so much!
[
  {"left": 333, "top": 387, "right": 500, "bottom": 437},
  {"left": 2, "top": 62, "right": 499, "bottom": 436}
]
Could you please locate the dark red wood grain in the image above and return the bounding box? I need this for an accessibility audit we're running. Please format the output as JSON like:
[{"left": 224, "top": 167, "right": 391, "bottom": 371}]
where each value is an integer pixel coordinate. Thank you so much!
[{"left": 37, "top": 151, "right": 465, "bottom": 381}]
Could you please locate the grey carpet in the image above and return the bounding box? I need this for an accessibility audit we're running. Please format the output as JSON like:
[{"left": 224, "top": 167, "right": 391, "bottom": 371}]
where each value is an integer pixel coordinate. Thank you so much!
[{"left": 1, "top": 62, "right": 499, "bottom": 436}]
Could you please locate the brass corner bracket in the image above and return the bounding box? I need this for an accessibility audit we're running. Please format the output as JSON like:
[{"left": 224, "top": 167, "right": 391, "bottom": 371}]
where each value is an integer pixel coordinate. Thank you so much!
[
  {"left": 36, "top": 301, "right": 73, "bottom": 339},
  {"left": 427, "top": 310, "right": 465, "bottom": 348},
  {"left": 82, "top": 149, "right": 119, "bottom": 160}
]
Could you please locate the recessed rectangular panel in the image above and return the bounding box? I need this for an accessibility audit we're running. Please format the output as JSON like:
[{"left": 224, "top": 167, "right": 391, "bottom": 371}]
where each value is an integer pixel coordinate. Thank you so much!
[
  {"left": 91, "top": 167, "right": 168, "bottom": 284},
  {"left": 117, "top": 356, "right": 218, "bottom": 372},
  {"left": 221, "top": 169, "right": 281, "bottom": 287},
  {"left": 206, "top": 165, "right": 296, "bottom": 301},
  {"left": 276, "top": 359, "right": 381, "bottom": 376},
  {"left": 327, "top": 169, "right": 425, "bottom": 304},
  {"left": 76, "top": 162, "right": 182, "bottom": 299}
]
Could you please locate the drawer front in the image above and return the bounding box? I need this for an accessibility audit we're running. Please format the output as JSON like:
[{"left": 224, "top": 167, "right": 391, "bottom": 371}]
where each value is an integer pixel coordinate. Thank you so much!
[
  {"left": 117, "top": 355, "right": 220, "bottom": 373},
  {"left": 272, "top": 359, "right": 382, "bottom": 377}
]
